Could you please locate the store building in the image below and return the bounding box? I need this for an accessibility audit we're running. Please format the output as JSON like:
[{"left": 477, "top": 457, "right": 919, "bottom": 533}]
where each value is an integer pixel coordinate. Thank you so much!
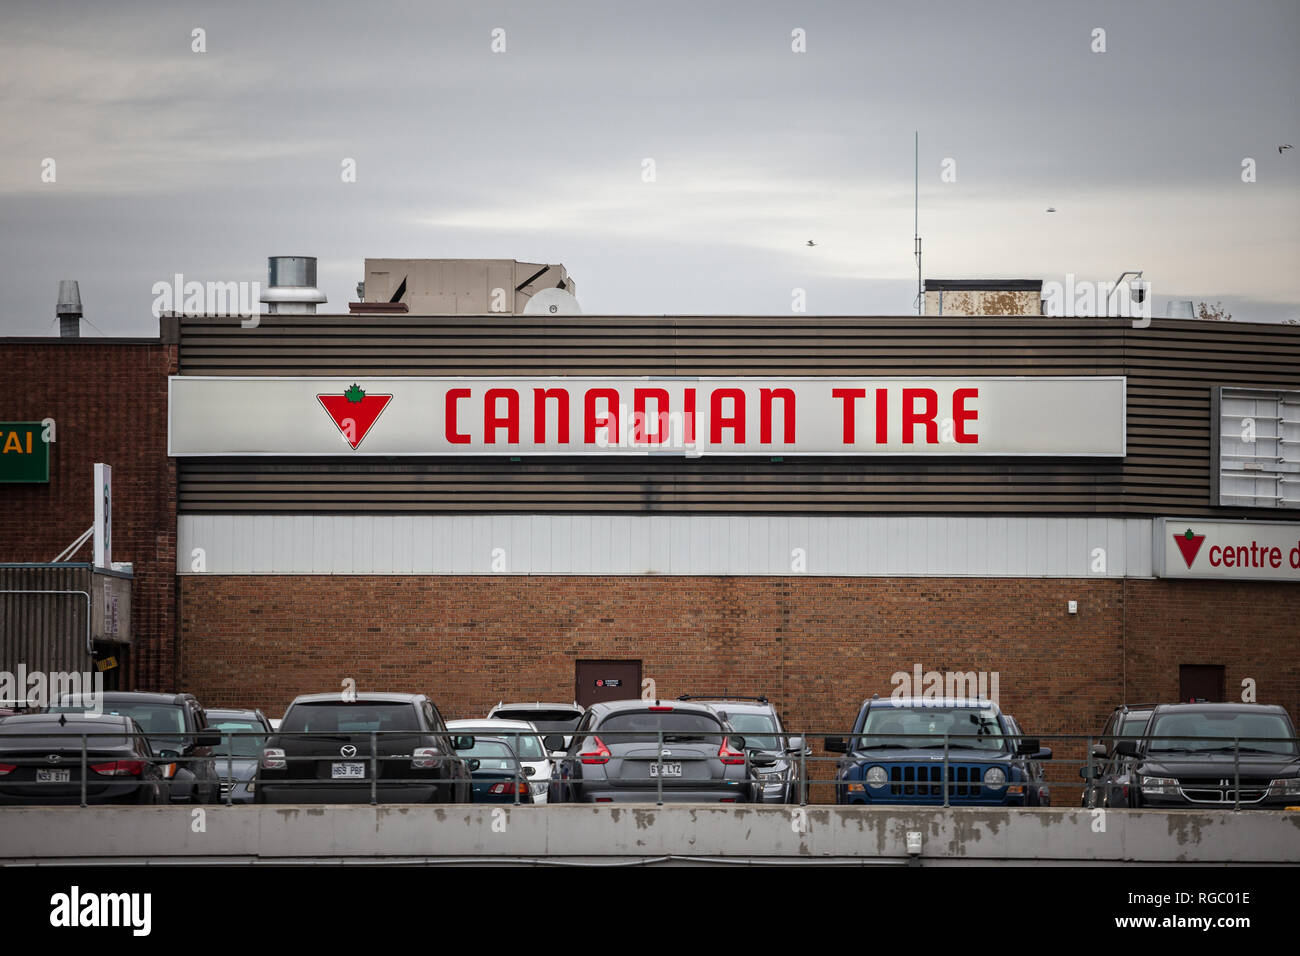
[{"left": 4, "top": 273, "right": 1298, "bottom": 749}]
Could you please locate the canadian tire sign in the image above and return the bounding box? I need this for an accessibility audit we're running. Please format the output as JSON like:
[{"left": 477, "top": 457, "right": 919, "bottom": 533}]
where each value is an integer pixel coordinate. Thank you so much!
[
  {"left": 169, "top": 376, "right": 1126, "bottom": 457},
  {"left": 1154, "top": 518, "right": 1300, "bottom": 582}
]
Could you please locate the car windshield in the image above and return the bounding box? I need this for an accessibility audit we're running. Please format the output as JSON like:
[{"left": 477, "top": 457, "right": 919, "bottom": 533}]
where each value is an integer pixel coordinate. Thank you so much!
[
  {"left": 1119, "top": 713, "right": 1151, "bottom": 740},
  {"left": 494, "top": 710, "right": 582, "bottom": 734},
  {"left": 208, "top": 719, "right": 269, "bottom": 757},
  {"left": 596, "top": 711, "right": 723, "bottom": 744},
  {"left": 51, "top": 701, "right": 185, "bottom": 737},
  {"left": 457, "top": 727, "right": 545, "bottom": 760},
  {"left": 1147, "top": 711, "right": 1297, "bottom": 755},
  {"left": 857, "top": 706, "right": 1007, "bottom": 751},
  {"left": 281, "top": 702, "right": 420, "bottom": 734},
  {"left": 724, "top": 713, "right": 780, "bottom": 750},
  {"left": 465, "top": 740, "right": 519, "bottom": 771}
]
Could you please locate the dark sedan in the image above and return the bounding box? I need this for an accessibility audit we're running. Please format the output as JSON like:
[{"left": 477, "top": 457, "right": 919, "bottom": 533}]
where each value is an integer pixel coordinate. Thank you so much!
[
  {"left": 0, "top": 713, "right": 167, "bottom": 806},
  {"left": 464, "top": 736, "right": 534, "bottom": 804},
  {"left": 558, "top": 700, "right": 764, "bottom": 804}
]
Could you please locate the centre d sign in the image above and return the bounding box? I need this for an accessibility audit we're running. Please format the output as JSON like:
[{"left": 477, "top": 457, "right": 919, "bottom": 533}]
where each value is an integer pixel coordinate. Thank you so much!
[
  {"left": 1154, "top": 518, "right": 1300, "bottom": 582},
  {"left": 168, "top": 376, "right": 1127, "bottom": 457}
]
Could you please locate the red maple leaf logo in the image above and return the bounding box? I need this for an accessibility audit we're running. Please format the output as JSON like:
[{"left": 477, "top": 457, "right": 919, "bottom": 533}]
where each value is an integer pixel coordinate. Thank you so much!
[
  {"left": 317, "top": 383, "right": 391, "bottom": 450},
  {"left": 1173, "top": 528, "right": 1206, "bottom": 569}
]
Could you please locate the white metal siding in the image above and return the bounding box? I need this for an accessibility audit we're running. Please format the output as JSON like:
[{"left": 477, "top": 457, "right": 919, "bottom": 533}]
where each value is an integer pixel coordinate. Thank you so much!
[{"left": 178, "top": 515, "right": 1155, "bottom": 577}]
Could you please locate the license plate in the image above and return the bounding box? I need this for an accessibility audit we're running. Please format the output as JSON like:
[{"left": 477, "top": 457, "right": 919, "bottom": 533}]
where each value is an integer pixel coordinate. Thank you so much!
[
  {"left": 331, "top": 762, "right": 365, "bottom": 779},
  {"left": 649, "top": 762, "right": 682, "bottom": 777},
  {"left": 37, "top": 769, "right": 70, "bottom": 783}
]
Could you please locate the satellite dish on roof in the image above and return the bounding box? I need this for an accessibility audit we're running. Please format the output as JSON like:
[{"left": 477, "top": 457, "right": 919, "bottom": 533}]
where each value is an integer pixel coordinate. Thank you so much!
[{"left": 523, "top": 288, "right": 583, "bottom": 316}]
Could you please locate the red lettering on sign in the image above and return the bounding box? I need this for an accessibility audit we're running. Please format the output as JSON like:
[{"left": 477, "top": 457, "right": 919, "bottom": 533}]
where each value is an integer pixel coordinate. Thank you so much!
[
  {"left": 684, "top": 389, "right": 696, "bottom": 443},
  {"left": 1209, "top": 545, "right": 1221, "bottom": 567},
  {"left": 446, "top": 388, "right": 471, "bottom": 444},
  {"left": 760, "top": 388, "right": 795, "bottom": 444},
  {"left": 484, "top": 388, "right": 519, "bottom": 444},
  {"left": 634, "top": 388, "right": 669, "bottom": 444},
  {"left": 833, "top": 388, "right": 866, "bottom": 444},
  {"left": 953, "top": 387, "right": 979, "bottom": 444},
  {"left": 875, "top": 389, "right": 888, "bottom": 443},
  {"left": 533, "top": 388, "right": 570, "bottom": 444},
  {"left": 902, "top": 388, "right": 938, "bottom": 444},
  {"left": 585, "top": 388, "right": 620, "bottom": 445},
  {"left": 710, "top": 388, "right": 745, "bottom": 444},
  {"left": 1270, "top": 547, "right": 1282, "bottom": 569}
]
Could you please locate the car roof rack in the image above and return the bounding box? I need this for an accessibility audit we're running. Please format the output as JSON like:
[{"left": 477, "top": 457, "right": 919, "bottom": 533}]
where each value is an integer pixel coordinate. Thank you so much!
[{"left": 678, "top": 694, "right": 769, "bottom": 704}]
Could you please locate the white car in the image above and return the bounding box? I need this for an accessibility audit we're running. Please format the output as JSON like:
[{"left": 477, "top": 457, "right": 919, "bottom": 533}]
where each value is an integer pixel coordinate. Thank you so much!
[
  {"left": 485, "top": 701, "right": 585, "bottom": 751},
  {"left": 447, "top": 718, "right": 553, "bottom": 805}
]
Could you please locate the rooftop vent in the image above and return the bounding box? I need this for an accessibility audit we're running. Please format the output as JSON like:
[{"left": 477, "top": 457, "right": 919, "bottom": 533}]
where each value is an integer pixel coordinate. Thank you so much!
[
  {"left": 259, "top": 256, "right": 327, "bottom": 314},
  {"left": 56, "top": 280, "right": 83, "bottom": 338}
]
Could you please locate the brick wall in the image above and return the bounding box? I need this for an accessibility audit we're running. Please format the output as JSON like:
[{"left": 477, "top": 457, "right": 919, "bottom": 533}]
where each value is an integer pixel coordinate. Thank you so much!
[
  {"left": 178, "top": 573, "right": 1300, "bottom": 798},
  {"left": 0, "top": 341, "right": 176, "bottom": 690}
]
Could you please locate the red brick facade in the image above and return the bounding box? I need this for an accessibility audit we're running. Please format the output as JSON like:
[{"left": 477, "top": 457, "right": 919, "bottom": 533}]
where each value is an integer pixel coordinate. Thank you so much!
[
  {"left": 178, "top": 574, "right": 1299, "bottom": 794},
  {"left": 0, "top": 341, "right": 177, "bottom": 690}
]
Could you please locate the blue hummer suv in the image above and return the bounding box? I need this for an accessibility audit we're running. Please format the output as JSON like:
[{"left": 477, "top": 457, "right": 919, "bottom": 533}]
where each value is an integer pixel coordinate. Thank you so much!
[{"left": 826, "top": 696, "right": 1050, "bottom": 806}]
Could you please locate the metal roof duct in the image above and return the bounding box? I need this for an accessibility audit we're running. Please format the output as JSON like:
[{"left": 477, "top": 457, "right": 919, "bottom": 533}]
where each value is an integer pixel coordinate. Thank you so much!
[
  {"left": 56, "top": 279, "right": 82, "bottom": 338},
  {"left": 260, "top": 256, "right": 327, "bottom": 314}
]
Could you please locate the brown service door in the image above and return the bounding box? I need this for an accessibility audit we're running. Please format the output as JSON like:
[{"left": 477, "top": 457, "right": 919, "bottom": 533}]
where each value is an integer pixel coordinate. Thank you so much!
[
  {"left": 575, "top": 659, "right": 642, "bottom": 708},
  {"left": 1179, "top": 665, "right": 1225, "bottom": 703}
]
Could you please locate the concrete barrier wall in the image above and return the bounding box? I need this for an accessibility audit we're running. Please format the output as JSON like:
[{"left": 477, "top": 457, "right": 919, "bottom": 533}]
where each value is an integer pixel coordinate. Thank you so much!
[{"left": 2, "top": 806, "right": 1298, "bottom": 864}]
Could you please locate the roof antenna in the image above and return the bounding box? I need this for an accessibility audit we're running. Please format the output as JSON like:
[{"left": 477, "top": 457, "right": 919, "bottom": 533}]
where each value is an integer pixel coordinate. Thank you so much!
[
  {"left": 913, "top": 131, "right": 923, "bottom": 315},
  {"left": 59, "top": 713, "right": 67, "bottom": 726}
]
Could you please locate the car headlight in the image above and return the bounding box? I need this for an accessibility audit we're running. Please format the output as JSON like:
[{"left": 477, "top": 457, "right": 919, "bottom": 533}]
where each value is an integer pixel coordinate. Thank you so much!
[
  {"left": 983, "top": 767, "right": 1006, "bottom": 789},
  {"left": 865, "top": 766, "right": 888, "bottom": 788},
  {"left": 1140, "top": 775, "right": 1180, "bottom": 796},
  {"left": 1267, "top": 777, "right": 1300, "bottom": 797}
]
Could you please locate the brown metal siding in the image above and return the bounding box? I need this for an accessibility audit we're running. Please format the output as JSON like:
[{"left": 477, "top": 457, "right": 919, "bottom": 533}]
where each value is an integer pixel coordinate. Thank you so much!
[
  {"left": 175, "top": 316, "right": 1300, "bottom": 517},
  {"left": 0, "top": 566, "right": 92, "bottom": 677}
]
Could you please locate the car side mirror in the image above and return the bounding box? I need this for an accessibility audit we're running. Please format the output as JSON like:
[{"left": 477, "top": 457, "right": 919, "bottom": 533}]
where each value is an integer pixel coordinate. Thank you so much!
[
  {"left": 1090, "top": 743, "right": 1107, "bottom": 760},
  {"left": 543, "top": 734, "right": 564, "bottom": 752},
  {"left": 729, "top": 736, "right": 746, "bottom": 751},
  {"left": 451, "top": 735, "right": 475, "bottom": 751},
  {"left": 824, "top": 737, "right": 847, "bottom": 753},
  {"left": 523, "top": 765, "right": 536, "bottom": 777},
  {"left": 750, "top": 752, "right": 777, "bottom": 768},
  {"left": 1114, "top": 740, "right": 1139, "bottom": 758},
  {"left": 1015, "top": 738, "right": 1040, "bottom": 755},
  {"left": 1079, "top": 766, "right": 1102, "bottom": 780},
  {"left": 196, "top": 731, "right": 222, "bottom": 748},
  {"left": 785, "top": 736, "right": 806, "bottom": 753},
  {"left": 467, "top": 758, "right": 481, "bottom": 773},
  {"left": 1033, "top": 747, "right": 1052, "bottom": 761}
]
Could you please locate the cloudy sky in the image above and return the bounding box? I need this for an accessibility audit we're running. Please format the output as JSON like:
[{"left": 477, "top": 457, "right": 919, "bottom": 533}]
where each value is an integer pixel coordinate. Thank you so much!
[{"left": 2, "top": 0, "right": 1298, "bottom": 334}]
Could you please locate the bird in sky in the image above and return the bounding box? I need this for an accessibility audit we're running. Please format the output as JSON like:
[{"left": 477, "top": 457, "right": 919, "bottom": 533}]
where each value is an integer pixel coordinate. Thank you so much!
[
  {"left": 1281, "top": 144, "right": 1294, "bottom": 153},
  {"left": 806, "top": 240, "right": 817, "bottom": 246},
  {"left": 1046, "top": 207, "right": 1057, "bottom": 213}
]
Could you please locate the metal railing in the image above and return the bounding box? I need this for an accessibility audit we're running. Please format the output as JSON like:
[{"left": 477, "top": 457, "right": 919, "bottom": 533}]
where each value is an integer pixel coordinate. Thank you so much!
[{"left": 0, "top": 727, "right": 1296, "bottom": 811}]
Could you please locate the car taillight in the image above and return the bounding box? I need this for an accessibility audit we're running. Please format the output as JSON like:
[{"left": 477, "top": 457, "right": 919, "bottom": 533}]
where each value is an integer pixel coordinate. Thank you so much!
[
  {"left": 580, "top": 736, "right": 611, "bottom": 764},
  {"left": 719, "top": 737, "right": 747, "bottom": 765},
  {"left": 648, "top": 706, "right": 674, "bottom": 712},
  {"left": 412, "top": 747, "right": 441, "bottom": 769},
  {"left": 489, "top": 781, "right": 522, "bottom": 795},
  {"left": 91, "top": 760, "right": 145, "bottom": 777},
  {"left": 260, "top": 747, "right": 286, "bottom": 770},
  {"left": 0, "top": 764, "right": 15, "bottom": 776}
]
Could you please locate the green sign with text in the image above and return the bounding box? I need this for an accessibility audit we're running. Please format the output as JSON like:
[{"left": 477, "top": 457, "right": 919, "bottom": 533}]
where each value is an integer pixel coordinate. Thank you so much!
[{"left": 0, "top": 422, "right": 50, "bottom": 482}]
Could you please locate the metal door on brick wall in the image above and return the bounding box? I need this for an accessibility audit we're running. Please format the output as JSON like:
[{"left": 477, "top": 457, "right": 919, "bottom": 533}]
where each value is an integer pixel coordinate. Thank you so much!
[
  {"left": 1180, "top": 665, "right": 1225, "bottom": 702},
  {"left": 575, "top": 660, "right": 642, "bottom": 708}
]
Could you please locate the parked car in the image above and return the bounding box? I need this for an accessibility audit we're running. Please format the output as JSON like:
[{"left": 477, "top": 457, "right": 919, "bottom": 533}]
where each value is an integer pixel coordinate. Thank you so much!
[
  {"left": 556, "top": 699, "right": 768, "bottom": 804},
  {"left": 255, "top": 693, "right": 474, "bottom": 804},
  {"left": 1112, "top": 702, "right": 1300, "bottom": 809},
  {"left": 205, "top": 708, "right": 274, "bottom": 803},
  {"left": 0, "top": 713, "right": 167, "bottom": 805},
  {"left": 486, "top": 702, "right": 585, "bottom": 751},
  {"left": 49, "top": 691, "right": 221, "bottom": 804},
  {"left": 826, "top": 696, "right": 1049, "bottom": 806},
  {"left": 448, "top": 718, "right": 553, "bottom": 804},
  {"left": 460, "top": 736, "right": 535, "bottom": 804},
  {"left": 1003, "top": 713, "right": 1051, "bottom": 806},
  {"left": 1080, "top": 703, "right": 1156, "bottom": 808},
  {"left": 679, "top": 695, "right": 810, "bottom": 803}
]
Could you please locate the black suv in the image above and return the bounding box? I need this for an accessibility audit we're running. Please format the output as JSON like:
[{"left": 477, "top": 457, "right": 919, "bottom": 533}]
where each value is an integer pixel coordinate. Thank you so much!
[
  {"left": 50, "top": 691, "right": 222, "bottom": 804},
  {"left": 1113, "top": 702, "right": 1300, "bottom": 809},
  {"left": 679, "top": 695, "right": 810, "bottom": 804},
  {"left": 557, "top": 699, "right": 768, "bottom": 803},
  {"left": 255, "top": 692, "right": 474, "bottom": 804},
  {"left": 1079, "top": 703, "right": 1156, "bottom": 808}
]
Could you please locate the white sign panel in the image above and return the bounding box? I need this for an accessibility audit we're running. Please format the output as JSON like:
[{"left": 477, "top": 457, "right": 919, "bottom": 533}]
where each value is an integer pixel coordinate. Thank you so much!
[
  {"left": 168, "top": 376, "right": 1127, "bottom": 457},
  {"left": 93, "top": 462, "right": 111, "bottom": 568},
  {"left": 1154, "top": 518, "right": 1300, "bottom": 582}
]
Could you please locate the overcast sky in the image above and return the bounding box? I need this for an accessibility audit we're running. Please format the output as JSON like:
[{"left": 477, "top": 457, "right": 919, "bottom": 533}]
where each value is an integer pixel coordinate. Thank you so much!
[{"left": 2, "top": 0, "right": 1298, "bottom": 334}]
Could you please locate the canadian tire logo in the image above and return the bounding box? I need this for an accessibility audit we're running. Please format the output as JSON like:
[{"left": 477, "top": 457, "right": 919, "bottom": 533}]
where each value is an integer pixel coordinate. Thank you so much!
[
  {"left": 317, "top": 383, "right": 392, "bottom": 450},
  {"left": 1174, "top": 527, "right": 1206, "bottom": 568}
]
